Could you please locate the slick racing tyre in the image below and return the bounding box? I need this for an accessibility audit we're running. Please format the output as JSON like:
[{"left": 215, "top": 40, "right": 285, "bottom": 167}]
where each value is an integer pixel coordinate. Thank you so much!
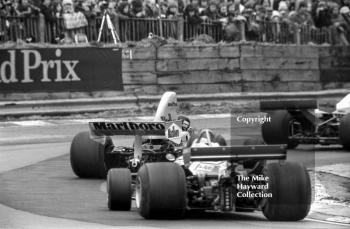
[
  {"left": 136, "top": 162, "right": 186, "bottom": 219},
  {"left": 262, "top": 162, "right": 311, "bottom": 221},
  {"left": 261, "top": 110, "right": 299, "bottom": 149},
  {"left": 107, "top": 168, "right": 132, "bottom": 211},
  {"left": 70, "top": 131, "right": 109, "bottom": 178},
  {"left": 340, "top": 113, "right": 350, "bottom": 151}
]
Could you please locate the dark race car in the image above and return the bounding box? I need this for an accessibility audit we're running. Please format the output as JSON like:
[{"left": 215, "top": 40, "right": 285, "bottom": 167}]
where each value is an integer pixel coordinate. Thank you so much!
[
  {"left": 69, "top": 91, "right": 311, "bottom": 221},
  {"left": 260, "top": 94, "right": 350, "bottom": 150}
]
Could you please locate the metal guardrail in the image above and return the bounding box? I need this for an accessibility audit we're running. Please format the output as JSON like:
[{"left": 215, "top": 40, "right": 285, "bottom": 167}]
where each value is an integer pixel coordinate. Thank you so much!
[{"left": 0, "top": 14, "right": 348, "bottom": 44}]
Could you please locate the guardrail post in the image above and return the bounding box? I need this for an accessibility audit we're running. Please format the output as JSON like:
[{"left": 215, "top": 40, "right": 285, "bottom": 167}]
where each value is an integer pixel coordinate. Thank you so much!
[
  {"left": 38, "top": 13, "right": 45, "bottom": 42},
  {"left": 295, "top": 25, "right": 301, "bottom": 45},
  {"left": 276, "top": 22, "right": 280, "bottom": 43},
  {"left": 159, "top": 18, "right": 163, "bottom": 37},
  {"left": 177, "top": 15, "right": 184, "bottom": 41},
  {"left": 240, "top": 21, "right": 246, "bottom": 42}
]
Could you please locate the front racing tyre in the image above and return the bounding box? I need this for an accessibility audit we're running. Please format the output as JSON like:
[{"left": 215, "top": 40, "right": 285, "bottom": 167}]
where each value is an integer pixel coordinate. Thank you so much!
[
  {"left": 340, "top": 113, "right": 350, "bottom": 151},
  {"left": 262, "top": 162, "right": 311, "bottom": 221},
  {"left": 136, "top": 162, "right": 186, "bottom": 219},
  {"left": 107, "top": 168, "right": 132, "bottom": 211},
  {"left": 261, "top": 110, "right": 299, "bottom": 149},
  {"left": 70, "top": 131, "right": 108, "bottom": 178}
]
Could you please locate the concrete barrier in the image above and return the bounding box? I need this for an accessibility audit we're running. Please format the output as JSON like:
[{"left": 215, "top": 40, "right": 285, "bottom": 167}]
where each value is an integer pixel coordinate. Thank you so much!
[{"left": 1, "top": 44, "right": 349, "bottom": 101}]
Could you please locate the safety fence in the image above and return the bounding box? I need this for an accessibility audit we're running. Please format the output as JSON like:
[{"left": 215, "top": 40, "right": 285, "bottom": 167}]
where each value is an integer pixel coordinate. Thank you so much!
[{"left": 0, "top": 14, "right": 348, "bottom": 45}]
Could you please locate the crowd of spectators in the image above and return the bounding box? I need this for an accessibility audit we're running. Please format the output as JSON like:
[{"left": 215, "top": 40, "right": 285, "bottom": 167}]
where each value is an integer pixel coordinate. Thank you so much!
[{"left": 0, "top": 0, "right": 350, "bottom": 43}]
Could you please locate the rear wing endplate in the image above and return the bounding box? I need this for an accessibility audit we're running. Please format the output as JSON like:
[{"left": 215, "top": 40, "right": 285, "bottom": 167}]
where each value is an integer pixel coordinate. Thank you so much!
[{"left": 183, "top": 145, "right": 286, "bottom": 163}]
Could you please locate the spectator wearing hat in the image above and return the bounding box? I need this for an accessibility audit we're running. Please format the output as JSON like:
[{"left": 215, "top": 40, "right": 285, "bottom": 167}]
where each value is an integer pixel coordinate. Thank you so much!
[
  {"left": 312, "top": 0, "right": 332, "bottom": 28},
  {"left": 166, "top": 1, "right": 179, "bottom": 19}
]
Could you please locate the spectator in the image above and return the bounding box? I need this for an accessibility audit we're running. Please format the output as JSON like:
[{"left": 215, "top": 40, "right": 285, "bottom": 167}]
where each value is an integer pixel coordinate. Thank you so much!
[
  {"left": 159, "top": 1, "right": 168, "bottom": 18},
  {"left": 40, "top": 0, "right": 56, "bottom": 21},
  {"left": 219, "top": 2, "right": 228, "bottom": 18},
  {"left": 278, "top": 0, "right": 289, "bottom": 17},
  {"left": 184, "top": 3, "right": 202, "bottom": 24},
  {"left": 201, "top": 0, "right": 220, "bottom": 20},
  {"left": 118, "top": 1, "right": 132, "bottom": 18},
  {"left": 143, "top": 0, "right": 159, "bottom": 18},
  {"left": 199, "top": 0, "right": 208, "bottom": 14},
  {"left": 16, "top": 0, "right": 33, "bottom": 17},
  {"left": 244, "top": 7, "right": 261, "bottom": 40},
  {"left": 312, "top": 0, "right": 333, "bottom": 28},
  {"left": 224, "top": 11, "right": 241, "bottom": 41},
  {"left": 289, "top": 1, "right": 314, "bottom": 25},
  {"left": 62, "top": 0, "right": 88, "bottom": 43},
  {"left": 184, "top": 0, "right": 199, "bottom": 16},
  {"left": 130, "top": 0, "right": 144, "bottom": 17},
  {"left": 166, "top": 1, "right": 179, "bottom": 19}
]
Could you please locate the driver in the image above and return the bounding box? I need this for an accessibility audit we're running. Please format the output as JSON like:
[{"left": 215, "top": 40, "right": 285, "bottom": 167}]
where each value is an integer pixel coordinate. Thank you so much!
[{"left": 178, "top": 115, "right": 193, "bottom": 134}]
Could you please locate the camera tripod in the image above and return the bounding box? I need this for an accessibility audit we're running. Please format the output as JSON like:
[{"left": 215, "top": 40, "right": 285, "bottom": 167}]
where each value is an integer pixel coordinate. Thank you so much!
[{"left": 97, "top": 10, "right": 120, "bottom": 44}]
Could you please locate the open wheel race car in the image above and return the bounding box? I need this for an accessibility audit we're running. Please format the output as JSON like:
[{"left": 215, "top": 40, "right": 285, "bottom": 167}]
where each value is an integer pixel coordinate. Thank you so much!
[
  {"left": 260, "top": 94, "right": 350, "bottom": 150},
  {"left": 70, "top": 91, "right": 311, "bottom": 221}
]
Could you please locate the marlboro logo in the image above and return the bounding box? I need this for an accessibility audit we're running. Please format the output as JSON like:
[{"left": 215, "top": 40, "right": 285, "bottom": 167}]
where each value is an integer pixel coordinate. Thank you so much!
[{"left": 91, "top": 122, "right": 165, "bottom": 131}]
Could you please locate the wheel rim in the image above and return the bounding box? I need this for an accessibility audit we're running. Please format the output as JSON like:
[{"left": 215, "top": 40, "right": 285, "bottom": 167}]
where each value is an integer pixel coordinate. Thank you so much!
[{"left": 135, "top": 177, "right": 142, "bottom": 209}]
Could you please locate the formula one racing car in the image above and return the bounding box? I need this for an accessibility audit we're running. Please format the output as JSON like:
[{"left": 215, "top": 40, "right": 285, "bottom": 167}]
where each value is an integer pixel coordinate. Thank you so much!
[
  {"left": 260, "top": 94, "right": 350, "bottom": 150},
  {"left": 70, "top": 91, "right": 311, "bottom": 221}
]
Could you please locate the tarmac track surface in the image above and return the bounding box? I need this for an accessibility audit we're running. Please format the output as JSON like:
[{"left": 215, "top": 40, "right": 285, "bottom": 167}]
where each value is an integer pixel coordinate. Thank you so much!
[{"left": 0, "top": 116, "right": 350, "bottom": 228}]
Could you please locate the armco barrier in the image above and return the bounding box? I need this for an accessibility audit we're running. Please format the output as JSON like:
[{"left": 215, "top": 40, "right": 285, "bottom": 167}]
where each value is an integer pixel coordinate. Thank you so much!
[{"left": 0, "top": 44, "right": 349, "bottom": 100}]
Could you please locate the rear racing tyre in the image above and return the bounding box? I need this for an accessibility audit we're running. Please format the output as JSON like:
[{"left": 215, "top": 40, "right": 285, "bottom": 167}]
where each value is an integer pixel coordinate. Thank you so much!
[
  {"left": 136, "top": 162, "right": 186, "bottom": 219},
  {"left": 262, "top": 162, "right": 311, "bottom": 221},
  {"left": 107, "top": 168, "right": 132, "bottom": 211},
  {"left": 261, "top": 110, "right": 299, "bottom": 149},
  {"left": 213, "top": 134, "right": 227, "bottom": 146},
  {"left": 70, "top": 131, "right": 108, "bottom": 178},
  {"left": 340, "top": 113, "right": 350, "bottom": 151}
]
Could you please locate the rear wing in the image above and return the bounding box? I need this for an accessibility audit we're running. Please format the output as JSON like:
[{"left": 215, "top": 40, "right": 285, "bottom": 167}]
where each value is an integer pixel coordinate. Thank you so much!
[
  {"left": 89, "top": 121, "right": 166, "bottom": 136},
  {"left": 260, "top": 100, "right": 317, "bottom": 111},
  {"left": 183, "top": 145, "right": 286, "bottom": 163}
]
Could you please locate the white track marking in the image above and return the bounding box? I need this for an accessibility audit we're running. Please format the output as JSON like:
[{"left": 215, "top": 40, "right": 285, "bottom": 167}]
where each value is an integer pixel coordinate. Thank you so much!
[
  {"left": 10, "top": 120, "right": 54, "bottom": 127},
  {"left": 305, "top": 218, "right": 350, "bottom": 227},
  {"left": 316, "top": 163, "right": 350, "bottom": 179},
  {"left": 100, "top": 181, "right": 107, "bottom": 193}
]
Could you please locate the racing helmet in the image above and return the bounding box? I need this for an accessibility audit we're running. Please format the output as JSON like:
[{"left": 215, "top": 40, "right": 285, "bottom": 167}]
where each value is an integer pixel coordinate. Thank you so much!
[{"left": 178, "top": 115, "right": 191, "bottom": 131}]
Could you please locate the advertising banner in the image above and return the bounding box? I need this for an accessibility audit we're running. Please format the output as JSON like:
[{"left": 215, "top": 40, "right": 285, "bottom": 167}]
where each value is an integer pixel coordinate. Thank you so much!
[{"left": 0, "top": 47, "right": 123, "bottom": 92}]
